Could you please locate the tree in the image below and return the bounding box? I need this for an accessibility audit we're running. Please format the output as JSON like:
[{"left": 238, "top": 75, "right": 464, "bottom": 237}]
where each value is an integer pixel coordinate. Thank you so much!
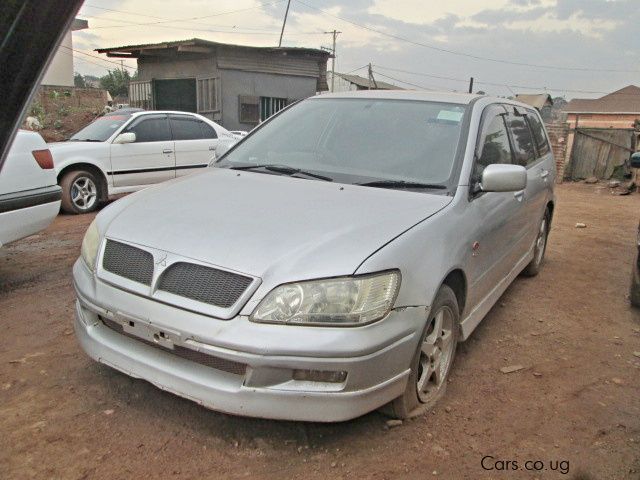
[
  {"left": 74, "top": 72, "right": 86, "bottom": 88},
  {"left": 99, "top": 69, "right": 132, "bottom": 97}
]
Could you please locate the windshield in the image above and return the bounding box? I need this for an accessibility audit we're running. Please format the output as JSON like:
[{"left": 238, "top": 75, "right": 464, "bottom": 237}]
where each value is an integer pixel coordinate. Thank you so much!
[
  {"left": 216, "top": 98, "right": 468, "bottom": 188},
  {"left": 69, "top": 114, "right": 132, "bottom": 142}
]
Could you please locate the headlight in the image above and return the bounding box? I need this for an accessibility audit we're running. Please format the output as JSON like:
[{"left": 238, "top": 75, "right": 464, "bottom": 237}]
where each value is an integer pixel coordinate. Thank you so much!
[
  {"left": 250, "top": 271, "right": 400, "bottom": 326},
  {"left": 81, "top": 219, "right": 100, "bottom": 271}
]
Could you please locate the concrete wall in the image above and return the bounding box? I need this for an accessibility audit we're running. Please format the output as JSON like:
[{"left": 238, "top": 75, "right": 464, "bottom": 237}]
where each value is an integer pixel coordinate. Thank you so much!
[
  {"left": 137, "top": 53, "right": 217, "bottom": 81},
  {"left": 219, "top": 69, "right": 317, "bottom": 131},
  {"left": 41, "top": 31, "right": 74, "bottom": 87}
]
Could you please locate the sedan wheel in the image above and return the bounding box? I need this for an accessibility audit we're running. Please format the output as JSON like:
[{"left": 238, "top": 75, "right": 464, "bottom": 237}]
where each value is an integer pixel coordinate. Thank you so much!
[
  {"left": 71, "top": 177, "right": 98, "bottom": 211},
  {"left": 60, "top": 170, "right": 101, "bottom": 214}
]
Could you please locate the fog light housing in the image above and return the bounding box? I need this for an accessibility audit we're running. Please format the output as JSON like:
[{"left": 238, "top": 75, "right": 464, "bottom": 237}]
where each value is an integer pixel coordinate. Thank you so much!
[{"left": 292, "top": 369, "right": 347, "bottom": 383}]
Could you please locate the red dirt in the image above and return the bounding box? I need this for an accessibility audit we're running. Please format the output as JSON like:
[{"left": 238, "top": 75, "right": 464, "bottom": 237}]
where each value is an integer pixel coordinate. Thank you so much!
[{"left": 1, "top": 183, "right": 639, "bottom": 480}]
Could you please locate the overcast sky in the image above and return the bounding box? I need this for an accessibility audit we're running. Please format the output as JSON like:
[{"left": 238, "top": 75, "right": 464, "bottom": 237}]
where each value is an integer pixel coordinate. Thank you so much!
[{"left": 72, "top": 0, "right": 640, "bottom": 99}]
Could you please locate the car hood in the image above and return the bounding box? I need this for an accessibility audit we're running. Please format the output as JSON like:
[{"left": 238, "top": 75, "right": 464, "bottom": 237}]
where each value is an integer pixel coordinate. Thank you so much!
[{"left": 103, "top": 168, "right": 452, "bottom": 282}]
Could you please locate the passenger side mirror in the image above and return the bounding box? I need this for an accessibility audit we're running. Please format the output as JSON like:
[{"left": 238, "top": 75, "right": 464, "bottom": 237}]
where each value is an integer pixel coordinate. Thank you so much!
[
  {"left": 631, "top": 152, "right": 640, "bottom": 169},
  {"left": 481, "top": 164, "right": 527, "bottom": 192},
  {"left": 113, "top": 132, "right": 136, "bottom": 144}
]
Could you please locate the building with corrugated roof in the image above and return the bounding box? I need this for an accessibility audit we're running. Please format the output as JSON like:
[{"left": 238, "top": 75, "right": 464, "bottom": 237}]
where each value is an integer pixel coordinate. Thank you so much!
[
  {"left": 563, "top": 85, "right": 640, "bottom": 128},
  {"left": 96, "top": 39, "right": 331, "bottom": 131}
]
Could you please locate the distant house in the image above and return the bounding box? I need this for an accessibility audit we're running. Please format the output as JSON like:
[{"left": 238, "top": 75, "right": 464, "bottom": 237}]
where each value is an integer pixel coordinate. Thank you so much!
[
  {"left": 96, "top": 38, "right": 331, "bottom": 131},
  {"left": 41, "top": 18, "right": 88, "bottom": 87},
  {"left": 327, "top": 72, "right": 402, "bottom": 92},
  {"left": 515, "top": 93, "right": 553, "bottom": 121},
  {"left": 563, "top": 85, "right": 640, "bottom": 128}
]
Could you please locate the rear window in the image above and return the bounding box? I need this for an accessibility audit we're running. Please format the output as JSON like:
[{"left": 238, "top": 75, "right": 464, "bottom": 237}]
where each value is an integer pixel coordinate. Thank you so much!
[
  {"left": 507, "top": 113, "right": 537, "bottom": 167},
  {"left": 527, "top": 112, "right": 551, "bottom": 157},
  {"left": 69, "top": 114, "right": 131, "bottom": 142}
]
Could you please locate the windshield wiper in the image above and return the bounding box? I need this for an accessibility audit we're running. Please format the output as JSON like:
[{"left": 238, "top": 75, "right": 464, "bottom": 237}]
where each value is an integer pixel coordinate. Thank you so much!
[
  {"left": 70, "top": 138, "right": 102, "bottom": 142},
  {"left": 357, "top": 180, "right": 447, "bottom": 190},
  {"left": 229, "top": 164, "right": 333, "bottom": 182}
]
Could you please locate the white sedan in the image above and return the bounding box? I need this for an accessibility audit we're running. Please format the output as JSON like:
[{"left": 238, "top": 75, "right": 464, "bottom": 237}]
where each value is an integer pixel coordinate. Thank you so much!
[
  {"left": 49, "top": 110, "right": 242, "bottom": 214},
  {"left": 0, "top": 130, "right": 61, "bottom": 248}
]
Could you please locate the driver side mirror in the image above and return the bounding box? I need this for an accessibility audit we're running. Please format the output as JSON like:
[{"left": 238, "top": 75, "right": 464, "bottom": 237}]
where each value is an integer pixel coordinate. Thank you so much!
[
  {"left": 113, "top": 132, "right": 136, "bottom": 144},
  {"left": 481, "top": 164, "right": 527, "bottom": 192},
  {"left": 631, "top": 152, "right": 640, "bottom": 169}
]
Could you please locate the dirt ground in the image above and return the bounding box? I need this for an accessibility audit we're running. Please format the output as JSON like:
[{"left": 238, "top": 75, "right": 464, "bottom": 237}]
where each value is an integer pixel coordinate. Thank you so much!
[{"left": 1, "top": 183, "right": 639, "bottom": 480}]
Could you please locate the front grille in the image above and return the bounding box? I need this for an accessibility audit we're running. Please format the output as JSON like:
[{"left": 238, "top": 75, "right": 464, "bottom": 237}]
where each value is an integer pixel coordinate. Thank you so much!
[
  {"left": 103, "top": 240, "right": 154, "bottom": 286},
  {"left": 101, "top": 317, "right": 247, "bottom": 376},
  {"left": 157, "top": 262, "right": 252, "bottom": 308}
]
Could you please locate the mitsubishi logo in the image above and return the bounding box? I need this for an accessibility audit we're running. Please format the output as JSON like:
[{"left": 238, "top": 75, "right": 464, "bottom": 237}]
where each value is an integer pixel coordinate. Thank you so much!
[{"left": 155, "top": 253, "right": 168, "bottom": 267}]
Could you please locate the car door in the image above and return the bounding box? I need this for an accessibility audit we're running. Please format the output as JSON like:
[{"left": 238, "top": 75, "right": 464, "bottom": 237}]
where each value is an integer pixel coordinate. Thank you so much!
[
  {"left": 169, "top": 114, "right": 218, "bottom": 178},
  {"left": 505, "top": 106, "right": 546, "bottom": 258},
  {"left": 110, "top": 114, "right": 175, "bottom": 188},
  {"left": 465, "top": 105, "right": 524, "bottom": 307}
]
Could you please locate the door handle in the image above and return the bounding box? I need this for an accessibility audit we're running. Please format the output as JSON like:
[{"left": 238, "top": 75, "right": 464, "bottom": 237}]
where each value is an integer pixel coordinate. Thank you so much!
[
  {"left": 540, "top": 169, "right": 549, "bottom": 179},
  {"left": 163, "top": 149, "right": 173, "bottom": 154},
  {"left": 514, "top": 190, "right": 524, "bottom": 202}
]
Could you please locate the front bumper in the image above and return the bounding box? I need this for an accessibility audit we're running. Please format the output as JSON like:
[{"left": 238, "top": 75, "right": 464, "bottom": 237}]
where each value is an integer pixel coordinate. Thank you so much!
[{"left": 73, "top": 259, "right": 426, "bottom": 422}]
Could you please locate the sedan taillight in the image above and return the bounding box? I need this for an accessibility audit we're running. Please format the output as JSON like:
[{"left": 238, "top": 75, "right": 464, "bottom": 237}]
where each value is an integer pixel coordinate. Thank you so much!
[{"left": 32, "top": 149, "right": 54, "bottom": 169}]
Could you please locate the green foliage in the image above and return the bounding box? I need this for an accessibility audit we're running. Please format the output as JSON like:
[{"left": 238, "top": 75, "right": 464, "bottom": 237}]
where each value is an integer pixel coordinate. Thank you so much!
[
  {"left": 30, "top": 103, "right": 46, "bottom": 125},
  {"left": 100, "top": 69, "right": 133, "bottom": 97},
  {"left": 53, "top": 119, "right": 63, "bottom": 130},
  {"left": 58, "top": 106, "right": 69, "bottom": 117},
  {"left": 48, "top": 90, "right": 60, "bottom": 100},
  {"left": 74, "top": 72, "right": 86, "bottom": 88}
]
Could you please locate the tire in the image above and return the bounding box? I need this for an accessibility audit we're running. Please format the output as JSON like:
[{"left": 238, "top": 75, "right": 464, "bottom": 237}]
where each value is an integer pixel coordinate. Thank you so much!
[
  {"left": 384, "top": 285, "right": 460, "bottom": 419},
  {"left": 60, "top": 170, "right": 101, "bottom": 214},
  {"left": 521, "top": 208, "right": 550, "bottom": 277}
]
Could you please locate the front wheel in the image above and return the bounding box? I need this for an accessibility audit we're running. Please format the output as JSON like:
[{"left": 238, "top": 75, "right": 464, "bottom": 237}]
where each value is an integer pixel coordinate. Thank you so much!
[
  {"left": 60, "top": 170, "right": 101, "bottom": 214},
  {"left": 384, "top": 285, "right": 459, "bottom": 419}
]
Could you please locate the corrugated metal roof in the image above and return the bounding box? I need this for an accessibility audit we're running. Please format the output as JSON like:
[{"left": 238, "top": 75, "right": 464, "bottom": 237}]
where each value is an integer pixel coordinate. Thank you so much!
[
  {"left": 564, "top": 85, "right": 640, "bottom": 114},
  {"left": 96, "top": 38, "right": 330, "bottom": 57},
  {"left": 334, "top": 72, "right": 402, "bottom": 90},
  {"left": 514, "top": 93, "right": 553, "bottom": 110}
]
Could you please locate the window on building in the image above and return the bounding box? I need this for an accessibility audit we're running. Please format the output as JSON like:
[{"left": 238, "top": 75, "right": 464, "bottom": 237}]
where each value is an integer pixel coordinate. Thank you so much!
[
  {"left": 526, "top": 111, "right": 551, "bottom": 157},
  {"left": 129, "top": 81, "right": 153, "bottom": 110},
  {"left": 197, "top": 77, "right": 218, "bottom": 113},
  {"left": 239, "top": 95, "right": 259, "bottom": 124},
  {"left": 260, "top": 97, "right": 287, "bottom": 121}
]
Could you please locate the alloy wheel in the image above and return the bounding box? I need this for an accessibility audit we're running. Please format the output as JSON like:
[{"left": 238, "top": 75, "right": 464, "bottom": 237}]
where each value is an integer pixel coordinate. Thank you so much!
[
  {"left": 71, "top": 176, "right": 97, "bottom": 211},
  {"left": 416, "top": 306, "right": 456, "bottom": 403}
]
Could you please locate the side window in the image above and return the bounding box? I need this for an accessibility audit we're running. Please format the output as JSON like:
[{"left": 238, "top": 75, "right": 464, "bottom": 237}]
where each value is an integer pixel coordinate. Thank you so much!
[
  {"left": 474, "top": 111, "right": 513, "bottom": 182},
  {"left": 170, "top": 116, "right": 204, "bottom": 141},
  {"left": 526, "top": 111, "right": 551, "bottom": 157},
  {"left": 507, "top": 109, "right": 537, "bottom": 167},
  {"left": 200, "top": 121, "right": 218, "bottom": 139},
  {"left": 125, "top": 116, "right": 171, "bottom": 143}
]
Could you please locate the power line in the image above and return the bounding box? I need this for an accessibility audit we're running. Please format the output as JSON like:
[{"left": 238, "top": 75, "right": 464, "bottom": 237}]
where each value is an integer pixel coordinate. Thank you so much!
[
  {"left": 293, "top": 0, "right": 640, "bottom": 74},
  {"left": 60, "top": 45, "right": 137, "bottom": 71},
  {"left": 372, "top": 64, "right": 627, "bottom": 95},
  {"left": 371, "top": 71, "right": 436, "bottom": 90},
  {"left": 88, "top": 0, "right": 287, "bottom": 30}
]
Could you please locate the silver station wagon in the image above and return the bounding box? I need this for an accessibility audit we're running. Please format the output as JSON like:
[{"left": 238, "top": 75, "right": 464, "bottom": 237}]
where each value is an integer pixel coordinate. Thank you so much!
[{"left": 73, "top": 91, "right": 555, "bottom": 422}]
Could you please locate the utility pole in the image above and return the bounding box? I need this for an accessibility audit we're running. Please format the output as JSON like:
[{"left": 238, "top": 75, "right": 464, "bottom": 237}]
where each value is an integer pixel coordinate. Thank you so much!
[
  {"left": 278, "top": 0, "right": 291, "bottom": 47},
  {"left": 368, "top": 63, "right": 378, "bottom": 90},
  {"left": 323, "top": 30, "right": 341, "bottom": 92},
  {"left": 468, "top": 77, "right": 474, "bottom": 94}
]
